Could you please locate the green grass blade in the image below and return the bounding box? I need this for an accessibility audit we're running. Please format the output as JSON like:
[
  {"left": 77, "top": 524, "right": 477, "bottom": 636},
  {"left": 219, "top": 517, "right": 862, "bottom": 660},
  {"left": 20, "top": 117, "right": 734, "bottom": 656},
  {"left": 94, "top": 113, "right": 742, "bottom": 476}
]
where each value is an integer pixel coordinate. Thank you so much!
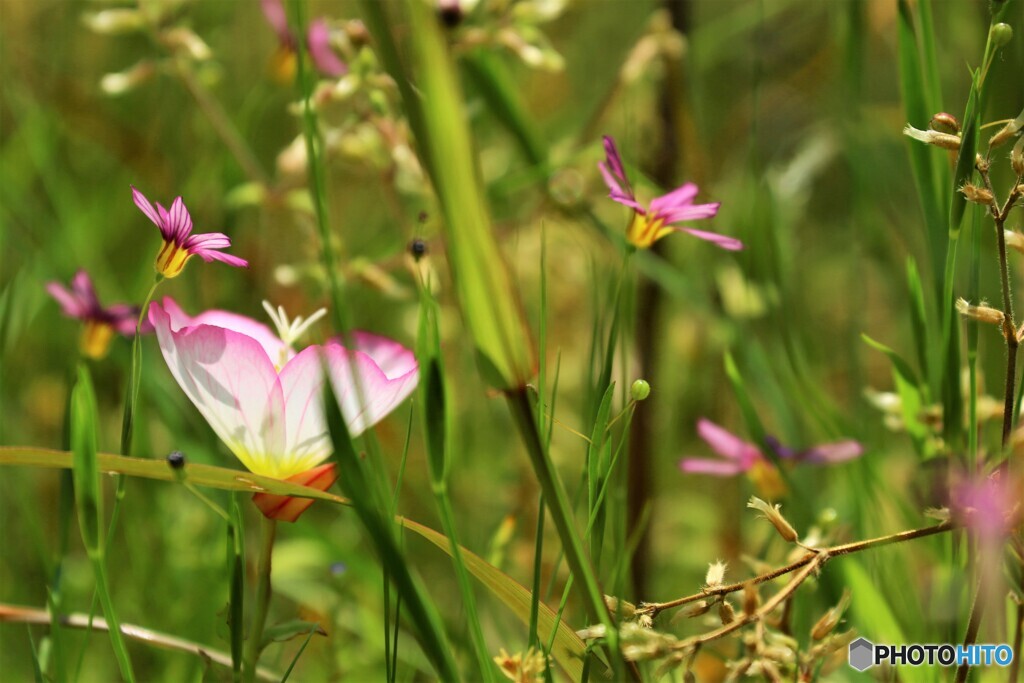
[
  {"left": 70, "top": 365, "right": 135, "bottom": 683},
  {"left": 322, "top": 371, "right": 460, "bottom": 681},
  {"left": 228, "top": 497, "right": 244, "bottom": 683}
]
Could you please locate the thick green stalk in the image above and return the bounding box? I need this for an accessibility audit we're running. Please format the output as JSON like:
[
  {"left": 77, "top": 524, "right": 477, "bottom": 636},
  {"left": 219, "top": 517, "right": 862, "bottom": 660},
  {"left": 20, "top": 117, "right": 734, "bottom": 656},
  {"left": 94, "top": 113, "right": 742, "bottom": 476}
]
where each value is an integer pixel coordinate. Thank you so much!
[{"left": 242, "top": 516, "right": 276, "bottom": 683}]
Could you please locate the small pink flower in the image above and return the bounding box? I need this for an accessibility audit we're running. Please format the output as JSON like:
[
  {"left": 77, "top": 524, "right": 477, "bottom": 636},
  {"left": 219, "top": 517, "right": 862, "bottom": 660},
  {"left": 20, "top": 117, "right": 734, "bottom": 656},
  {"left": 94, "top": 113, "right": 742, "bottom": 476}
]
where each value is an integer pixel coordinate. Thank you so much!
[
  {"left": 261, "top": 0, "right": 346, "bottom": 79},
  {"left": 950, "top": 469, "right": 1022, "bottom": 540},
  {"left": 599, "top": 136, "right": 740, "bottom": 250},
  {"left": 132, "top": 187, "right": 248, "bottom": 279},
  {"left": 47, "top": 269, "right": 151, "bottom": 359},
  {"left": 680, "top": 419, "right": 862, "bottom": 476},
  {"left": 149, "top": 298, "right": 418, "bottom": 520}
]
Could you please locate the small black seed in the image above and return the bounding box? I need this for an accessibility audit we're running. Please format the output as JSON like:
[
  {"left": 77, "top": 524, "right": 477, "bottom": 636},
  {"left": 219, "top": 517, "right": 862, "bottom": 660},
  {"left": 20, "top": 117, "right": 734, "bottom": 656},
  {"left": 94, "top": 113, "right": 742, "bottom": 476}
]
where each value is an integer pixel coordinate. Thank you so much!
[
  {"left": 166, "top": 450, "right": 186, "bottom": 469},
  {"left": 409, "top": 238, "right": 428, "bottom": 260}
]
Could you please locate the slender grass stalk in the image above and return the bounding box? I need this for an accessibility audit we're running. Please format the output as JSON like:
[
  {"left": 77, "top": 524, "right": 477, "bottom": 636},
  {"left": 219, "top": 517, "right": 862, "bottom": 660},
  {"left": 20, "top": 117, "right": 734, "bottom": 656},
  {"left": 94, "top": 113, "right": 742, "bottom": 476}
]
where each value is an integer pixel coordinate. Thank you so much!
[
  {"left": 290, "top": 0, "right": 345, "bottom": 332},
  {"left": 228, "top": 498, "right": 245, "bottom": 683},
  {"left": 242, "top": 516, "right": 276, "bottom": 683}
]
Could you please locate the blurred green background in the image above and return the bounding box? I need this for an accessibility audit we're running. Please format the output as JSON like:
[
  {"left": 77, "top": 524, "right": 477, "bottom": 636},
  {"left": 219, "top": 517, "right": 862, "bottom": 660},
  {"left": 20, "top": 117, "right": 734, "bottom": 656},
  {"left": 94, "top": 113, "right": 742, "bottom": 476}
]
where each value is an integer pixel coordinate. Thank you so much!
[{"left": 2, "top": 0, "right": 1022, "bottom": 680}]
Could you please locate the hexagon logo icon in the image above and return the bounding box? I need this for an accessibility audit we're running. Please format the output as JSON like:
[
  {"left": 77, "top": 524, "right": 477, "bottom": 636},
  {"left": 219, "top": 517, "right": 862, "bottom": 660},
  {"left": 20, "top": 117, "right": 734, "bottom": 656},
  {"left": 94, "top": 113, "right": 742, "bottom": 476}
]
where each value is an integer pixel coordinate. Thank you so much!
[{"left": 849, "top": 637, "right": 874, "bottom": 671}]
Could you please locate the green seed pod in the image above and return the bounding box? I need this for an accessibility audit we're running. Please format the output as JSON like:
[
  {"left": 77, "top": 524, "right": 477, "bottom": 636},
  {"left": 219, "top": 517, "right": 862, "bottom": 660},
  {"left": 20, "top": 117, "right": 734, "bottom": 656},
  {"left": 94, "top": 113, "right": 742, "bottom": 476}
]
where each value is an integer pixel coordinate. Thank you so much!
[
  {"left": 991, "top": 23, "right": 1013, "bottom": 48},
  {"left": 631, "top": 379, "right": 651, "bottom": 401}
]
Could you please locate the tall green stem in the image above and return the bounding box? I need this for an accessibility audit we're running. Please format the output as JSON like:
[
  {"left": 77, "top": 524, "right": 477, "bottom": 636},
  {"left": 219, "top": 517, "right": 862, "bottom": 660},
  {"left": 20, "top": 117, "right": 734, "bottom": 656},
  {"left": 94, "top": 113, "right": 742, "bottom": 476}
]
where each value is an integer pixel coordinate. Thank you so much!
[{"left": 243, "top": 516, "right": 277, "bottom": 683}]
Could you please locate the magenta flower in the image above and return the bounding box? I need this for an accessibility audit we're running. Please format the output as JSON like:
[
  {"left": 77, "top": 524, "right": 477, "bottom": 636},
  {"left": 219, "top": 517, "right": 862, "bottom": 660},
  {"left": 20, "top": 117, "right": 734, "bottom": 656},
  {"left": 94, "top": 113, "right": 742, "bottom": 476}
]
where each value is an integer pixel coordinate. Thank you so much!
[
  {"left": 149, "top": 297, "right": 418, "bottom": 485},
  {"left": 598, "top": 136, "right": 740, "bottom": 250},
  {"left": 47, "top": 269, "right": 151, "bottom": 359},
  {"left": 132, "top": 187, "right": 248, "bottom": 279},
  {"left": 261, "top": 0, "right": 346, "bottom": 80},
  {"left": 950, "top": 469, "right": 1022, "bottom": 540},
  {"left": 680, "top": 419, "right": 862, "bottom": 476}
]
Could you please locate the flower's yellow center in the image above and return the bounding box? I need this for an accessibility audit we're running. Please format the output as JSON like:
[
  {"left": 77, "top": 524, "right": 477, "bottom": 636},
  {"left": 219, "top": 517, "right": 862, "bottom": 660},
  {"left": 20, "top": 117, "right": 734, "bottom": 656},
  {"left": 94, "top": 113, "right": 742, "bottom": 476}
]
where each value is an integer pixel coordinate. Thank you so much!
[
  {"left": 269, "top": 44, "right": 297, "bottom": 85},
  {"left": 155, "top": 240, "right": 192, "bottom": 279},
  {"left": 625, "top": 213, "right": 671, "bottom": 249},
  {"left": 80, "top": 320, "right": 115, "bottom": 360},
  {"left": 749, "top": 460, "right": 787, "bottom": 501}
]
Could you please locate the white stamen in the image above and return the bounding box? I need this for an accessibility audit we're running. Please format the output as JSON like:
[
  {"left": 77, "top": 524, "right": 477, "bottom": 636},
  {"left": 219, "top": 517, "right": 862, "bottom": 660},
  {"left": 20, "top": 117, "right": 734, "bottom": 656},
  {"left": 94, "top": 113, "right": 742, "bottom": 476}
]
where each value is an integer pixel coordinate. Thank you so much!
[{"left": 262, "top": 300, "right": 329, "bottom": 349}]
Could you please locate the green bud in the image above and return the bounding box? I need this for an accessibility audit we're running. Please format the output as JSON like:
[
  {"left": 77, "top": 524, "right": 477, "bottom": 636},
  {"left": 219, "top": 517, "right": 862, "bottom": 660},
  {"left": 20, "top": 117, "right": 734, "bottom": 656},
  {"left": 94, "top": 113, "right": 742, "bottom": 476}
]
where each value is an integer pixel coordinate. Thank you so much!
[
  {"left": 991, "top": 23, "right": 1013, "bottom": 48},
  {"left": 631, "top": 379, "right": 651, "bottom": 401}
]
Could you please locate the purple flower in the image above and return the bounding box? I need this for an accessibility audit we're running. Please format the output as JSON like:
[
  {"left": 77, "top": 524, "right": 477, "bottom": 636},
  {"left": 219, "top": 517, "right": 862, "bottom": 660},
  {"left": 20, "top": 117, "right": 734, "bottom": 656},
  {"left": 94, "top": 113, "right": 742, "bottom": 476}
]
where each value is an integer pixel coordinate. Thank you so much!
[
  {"left": 950, "top": 469, "right": 1021, "bottom": 540},
  {"left": 680, "top": 419, "right": 862, "bottom": 477},
  {"left": 47, "top": 269, "right": 151, "bottom": 359},
  {"left": 598, "top": 136, "right": 741, "bottom": 250},
  {"left": 132, "top": 187, "right": 248, "bottom": 279},
  {"left": 261, "top": 0, "right": 346, "bottom": 80}
]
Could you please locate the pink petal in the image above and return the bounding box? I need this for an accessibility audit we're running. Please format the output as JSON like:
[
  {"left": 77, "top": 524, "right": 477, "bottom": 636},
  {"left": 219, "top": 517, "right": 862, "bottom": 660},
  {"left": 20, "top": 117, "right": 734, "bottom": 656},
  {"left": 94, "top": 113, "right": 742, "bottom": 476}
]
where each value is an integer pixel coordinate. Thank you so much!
[
  {"left": 679, "top": 458, "right": 746, "bottom": 476},
  {"left": 650, "top": 182, "right": 699, "bottom": 212},
  {"left": 679, "top": 228, "right": 744, "bottom": 251},
  {"left": 46, "top": 282, "right": 88, "bottom": 318},
  {"left": 657, "top": 201, "right": 722, "bottom": 225},
  {"left": 167, "top": 196, "right": 194, "bottom": 242},
  {"left": 105, "top": 304, "right": 145, "bottom": 336},
  {"left": 801, "top": 440, "right": 863, "bottom": 464},
  {"left": 131, "top": 186, "right": 169, "bottom": 238},
  {"left": 601, "top": 136, "right": 629, "bottom": 187},
  {"left": 260, "top": 0, "right": 292, "bottom": 43},
  {"left": 320, "top": 340, "right": 419, "bottom": 437},
  {"left": 345, "top": 331, "right": 418, "bottom": 379},
  {"left": 277, "top": 346, "right": 334, "bottom": 470},
  {"left": 697, "top": 418, "right": 759, "bottom": 464},
  {"left": 155, "top": 297, "right": 290, "bottom": 366},
  {"left": 307, "top": 20, "right": 347, "bottom": 77},
  {"left": 196, "top": 250, "right": 250, "bottom": 268},
  {"left": 150, "top": 300, "right": 289, "bottom": 478}
]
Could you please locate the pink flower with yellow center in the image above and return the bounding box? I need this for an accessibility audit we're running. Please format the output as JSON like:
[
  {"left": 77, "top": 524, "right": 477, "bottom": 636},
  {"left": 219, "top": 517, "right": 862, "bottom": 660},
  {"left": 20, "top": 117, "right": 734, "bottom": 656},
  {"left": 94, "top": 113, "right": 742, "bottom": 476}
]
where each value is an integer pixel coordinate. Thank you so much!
[
  {"left": 260, "top": 0, "right": 347, "bottom": 84},
  {"left": 599, "top": 136, "right": 741, "bottom": 250},
  {"left": 132, "top": 187, "right": 248, "bottom": 279},
  {"left": 149, "top": 297, "right": 418, "bottom": 521},
  {"left": 47, "top": 269, "right": 152, "bottom": 359},
  {"left": 680, "top": 419, "right": 862, "bottom": 499}
]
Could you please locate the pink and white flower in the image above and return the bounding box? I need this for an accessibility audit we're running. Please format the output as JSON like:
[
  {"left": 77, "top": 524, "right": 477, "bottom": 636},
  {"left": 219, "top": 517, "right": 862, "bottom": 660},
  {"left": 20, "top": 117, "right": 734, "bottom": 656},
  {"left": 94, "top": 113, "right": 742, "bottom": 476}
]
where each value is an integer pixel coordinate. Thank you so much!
[
  {"left": 261, "top": 0, "right": 346, "bottom": 80},
  {"left": 599, "top": 136, "right": 740, "bottom": 250},
  {"left": 132, "top": 187, "right": 248, "bottom": 279},
  {"left": 47, "top": 269, "right": 151, "bottom": 359},
  {"left": 149, "top": 297, "right": 418, "bottom": 520}
]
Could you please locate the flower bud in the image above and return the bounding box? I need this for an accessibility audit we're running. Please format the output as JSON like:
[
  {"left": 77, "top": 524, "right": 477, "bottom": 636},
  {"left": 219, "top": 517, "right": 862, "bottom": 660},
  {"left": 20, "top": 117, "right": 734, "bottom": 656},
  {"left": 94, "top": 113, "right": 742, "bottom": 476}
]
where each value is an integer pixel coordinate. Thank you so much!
[
  {"left": 903, "top": 124, "right": 960, "bottom": 150},
  {"left": 742, "top": 582, "right": 759, "bottom": 616},
  {"left": 960, "top": 183, "right": 994, "bottom": 205},
  {"left": 747, "top": 496, "right": 799, "bottom": 543},
  {"left": 100, "top": 60, "right": 156, "bottom": 96},
  {"left": 161, "top": 27, "right": 212, "bottom": 62},
  {"left": 990, "top": 22, "right": 1013, "bottom": 48},
  {"left": 604, "top": 595, "right": 637, "bottom": 619},
  {"left": 680, "top": 600, "right": 711, "bottom": 619},
  {"left": 930, "top": 112, "right": 960, "bottom": 135},
  {"left": 631, "top": 379, "right": 651, "bottom": 401},
  {"left": 83, "top": 9, "right": 145, "bottom": 35},
  {"left": 166, "top": 450, "right": 186, "bottom": 469},
  {"left": 1011, "top": 136, "right": 1024, "bottom": 176},
  {"left": 956, "top": 298, "right": 1005, "bottom": 326},
  {"left": 811, "top": 589, "right": 851, "bottom": 640}
]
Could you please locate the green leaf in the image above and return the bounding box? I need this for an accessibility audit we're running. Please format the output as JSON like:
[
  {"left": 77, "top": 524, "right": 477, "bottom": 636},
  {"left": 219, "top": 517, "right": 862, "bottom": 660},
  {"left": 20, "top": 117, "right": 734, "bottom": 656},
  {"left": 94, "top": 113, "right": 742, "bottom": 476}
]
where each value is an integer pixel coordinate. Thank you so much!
[
  {"left": 403, "top": 517, "right": 586, "bottom": 681},
  {"left": 905, "top": 258, "right": 931, "bottom": 397},
  {"left": 861, "top": 335, "right": 933, "bottom": 458}
]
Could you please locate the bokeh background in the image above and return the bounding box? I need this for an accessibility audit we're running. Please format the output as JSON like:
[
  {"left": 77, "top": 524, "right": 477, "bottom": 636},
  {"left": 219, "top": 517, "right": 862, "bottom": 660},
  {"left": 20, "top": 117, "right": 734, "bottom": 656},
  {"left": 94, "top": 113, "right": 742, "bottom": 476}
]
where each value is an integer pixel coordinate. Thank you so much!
[{"left": 2, "top": 0, "right": 1023, "bottom": 680}]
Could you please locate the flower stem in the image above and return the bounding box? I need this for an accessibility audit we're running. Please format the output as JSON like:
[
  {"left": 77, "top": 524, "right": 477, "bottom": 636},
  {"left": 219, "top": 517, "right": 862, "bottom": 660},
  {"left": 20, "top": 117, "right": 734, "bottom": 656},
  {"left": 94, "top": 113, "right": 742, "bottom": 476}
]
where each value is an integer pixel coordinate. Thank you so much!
[
  {"left": 243, "top": 516, "right": 277, "bottom": 683},
  {"left": 120, "top": 276, "right": 162, "bottom": 456}
]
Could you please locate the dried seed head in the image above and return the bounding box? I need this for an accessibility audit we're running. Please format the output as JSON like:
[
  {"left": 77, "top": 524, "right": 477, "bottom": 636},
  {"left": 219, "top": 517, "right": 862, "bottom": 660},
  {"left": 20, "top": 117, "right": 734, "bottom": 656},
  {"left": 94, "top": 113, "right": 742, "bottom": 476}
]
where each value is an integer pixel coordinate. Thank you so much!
[
  {"left": 680, "top": 600, "right": 712, "bottom": 619},
  {"left": 705, "top": 560, "right": 727, "bottom": 588},
  {"left": 930, "top": 112, "right": 960, "bottom": 135},
  {"left": 747, "top": 496, "right": 799, "bottom": 543},
  {"left": 960, "top": 182, "right": 994, "bottom": 205},
  {"left": 811, "top": 589, "right": 851, "bottom": 640},
  {"left": 903, "top": 124, "right": 961, "bottom": 150},
  {"left": 718, "top": 599, "right": 736, "bottom": 625},
  {"left": 990, "top": 110, "right": 1024, "bottom": 149},
  {"left": 1011, "top": 136, "right": 1024, "bottom": 176},
  {"left": 956, "top": 298, "right": 1005, "bottom": 326},
  {"left": 1006, "top": 231, "right": 1024, "bottom": 256},
  {"left": 604, "top": 595, "right": 637, "bottom": 619},
  {"left": 742, "top": 582, "right": 760, "bottom": 616}
]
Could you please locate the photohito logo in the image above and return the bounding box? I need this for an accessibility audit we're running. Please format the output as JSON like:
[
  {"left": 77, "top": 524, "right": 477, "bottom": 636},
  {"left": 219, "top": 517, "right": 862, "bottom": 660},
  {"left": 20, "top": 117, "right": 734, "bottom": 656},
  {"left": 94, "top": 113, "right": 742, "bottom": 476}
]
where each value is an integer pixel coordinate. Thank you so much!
[{"left": 848, "top": 637, "right": 1013, "bottom": 671}]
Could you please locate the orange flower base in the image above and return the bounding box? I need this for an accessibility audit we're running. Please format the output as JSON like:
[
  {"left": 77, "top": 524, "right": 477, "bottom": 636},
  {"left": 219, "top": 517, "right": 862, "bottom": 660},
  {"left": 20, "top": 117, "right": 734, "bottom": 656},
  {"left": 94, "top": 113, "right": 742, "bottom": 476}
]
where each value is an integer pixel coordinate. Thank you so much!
[{"left": 252, "top": 463, "right": 338, "bottom": 523}]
